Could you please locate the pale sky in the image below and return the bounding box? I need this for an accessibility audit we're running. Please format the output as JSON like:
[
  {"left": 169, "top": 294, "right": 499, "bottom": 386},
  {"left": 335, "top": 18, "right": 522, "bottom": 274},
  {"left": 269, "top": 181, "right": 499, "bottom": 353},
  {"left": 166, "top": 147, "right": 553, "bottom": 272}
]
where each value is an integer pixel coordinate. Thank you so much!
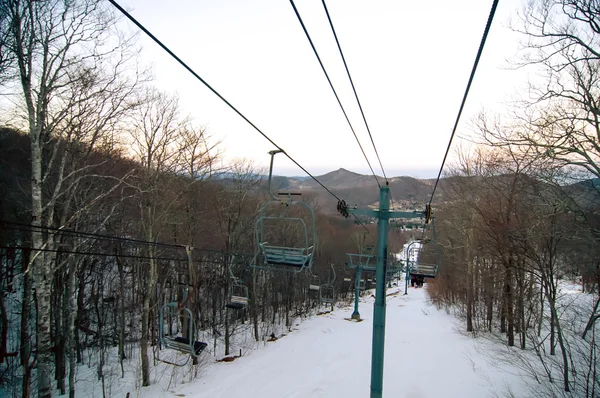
[{"left": 115, "top": 0, "right": 529, "bottom": 178}]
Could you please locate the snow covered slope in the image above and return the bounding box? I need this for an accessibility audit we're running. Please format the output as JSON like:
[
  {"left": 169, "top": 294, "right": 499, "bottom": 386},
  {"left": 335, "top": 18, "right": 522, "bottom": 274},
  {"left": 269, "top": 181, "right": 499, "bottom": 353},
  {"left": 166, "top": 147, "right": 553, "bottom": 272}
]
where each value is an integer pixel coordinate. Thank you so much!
[{"left": 179, "top": 286, "right": 528, "bottom": 398}]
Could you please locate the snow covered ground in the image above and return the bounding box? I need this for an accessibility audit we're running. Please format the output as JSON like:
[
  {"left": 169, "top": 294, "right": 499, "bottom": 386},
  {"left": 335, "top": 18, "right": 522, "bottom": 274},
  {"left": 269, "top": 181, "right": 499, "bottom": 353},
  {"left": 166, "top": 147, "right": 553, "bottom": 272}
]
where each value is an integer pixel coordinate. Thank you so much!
[{"left": 173, "top": 285, "right": 528, "bottom": 398}]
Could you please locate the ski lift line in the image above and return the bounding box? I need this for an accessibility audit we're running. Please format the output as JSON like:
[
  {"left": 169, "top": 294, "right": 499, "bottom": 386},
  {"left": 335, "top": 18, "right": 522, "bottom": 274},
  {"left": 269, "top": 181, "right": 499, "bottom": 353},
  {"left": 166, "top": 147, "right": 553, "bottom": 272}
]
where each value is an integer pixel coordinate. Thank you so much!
[
  {"left": 289, "top": 0, "right": 382, "bottom": 189},
  {"left": 0, "top": 243, "right": 250, "bottom": 265},
  {"left": 0, "top": 244, "right": 191, "bottom": 263},
  {"left": 427, "top": 0, "right": 499, "bottom": 208},
  {"left": 320, "top": 0, "right": 388, "bottom": 183},
  {"left": 107, "top": 0, "right": 374, "bottom": 239},
  {"left": 0, "top": 220, "right": 230, "bottom": 254}
]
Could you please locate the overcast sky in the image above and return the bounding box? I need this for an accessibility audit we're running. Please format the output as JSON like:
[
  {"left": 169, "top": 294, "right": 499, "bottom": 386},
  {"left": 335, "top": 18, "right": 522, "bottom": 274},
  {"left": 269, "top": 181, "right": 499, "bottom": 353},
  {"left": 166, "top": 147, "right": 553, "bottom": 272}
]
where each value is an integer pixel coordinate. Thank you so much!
[{"left": 114, "top": 0, "right": 530, "bottom": 178}]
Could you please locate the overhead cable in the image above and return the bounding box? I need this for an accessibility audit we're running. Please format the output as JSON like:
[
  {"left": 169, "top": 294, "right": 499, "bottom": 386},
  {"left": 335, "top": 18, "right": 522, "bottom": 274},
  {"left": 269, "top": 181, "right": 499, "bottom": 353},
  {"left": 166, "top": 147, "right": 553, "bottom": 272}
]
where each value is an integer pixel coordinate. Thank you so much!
[
  {"left": 320, "top": 0, "right": 388, "bottom": 183},
  {"left": 427, "top": 0, "right": 500, "bottom": 208},
  {"left": 107, "top": 0, "right": 374, "bottom": 237},
  {"left": 289, "top": 0, "right": 381, "bottom": 188}
]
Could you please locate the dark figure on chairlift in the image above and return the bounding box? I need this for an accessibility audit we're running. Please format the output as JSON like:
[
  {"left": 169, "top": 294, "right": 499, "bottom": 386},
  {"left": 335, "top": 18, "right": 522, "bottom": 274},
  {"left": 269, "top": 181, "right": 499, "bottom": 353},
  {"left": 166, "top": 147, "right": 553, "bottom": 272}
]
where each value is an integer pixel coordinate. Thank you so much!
[{"left": 411, "top": 275, "right": 424, "bottom": 288}]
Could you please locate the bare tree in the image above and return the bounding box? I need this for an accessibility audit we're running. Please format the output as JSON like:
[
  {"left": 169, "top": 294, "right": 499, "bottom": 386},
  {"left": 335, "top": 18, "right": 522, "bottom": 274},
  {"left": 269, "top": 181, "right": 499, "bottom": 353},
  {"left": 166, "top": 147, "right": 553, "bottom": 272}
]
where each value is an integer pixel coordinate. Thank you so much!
[
  {"left": 1, "top": 1, "right": 142, "bottom": 396},
  {"left": 506, "top": 0, "right": 600, "bottom": 177}
]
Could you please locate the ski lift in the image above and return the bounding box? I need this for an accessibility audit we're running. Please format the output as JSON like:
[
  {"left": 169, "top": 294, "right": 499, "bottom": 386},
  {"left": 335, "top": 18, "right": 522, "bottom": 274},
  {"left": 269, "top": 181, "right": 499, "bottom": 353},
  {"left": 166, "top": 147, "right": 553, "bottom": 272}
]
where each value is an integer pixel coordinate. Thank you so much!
[
  {"left": 226, "top": 278, "right": 249, "bottom": 310},
  {"left": 250, "top": 150, "right": 316, "bottom": 272},
  {"left": 408, "top": 217, "right": 441, "bottom": 279},
  {"left": 226, "top": 255, "right": 249, "bottom": 309},
  {"left": 319, "top": 264, "right": 336, "bottom": 306},
  {"left": 308, "top": 272, "right": 321, "bottom": 292},
  {"left": 159, "top": 287, "right": 207, "bottom": 358},
  {"left": 409, "top": 262, "right": 439, "bottom": 278},
  {"left": 320, "top": 284, "right": 335, "bottom": 304},
  {"left": 359, "top": 279, "right": 366, "bottom": 291}
]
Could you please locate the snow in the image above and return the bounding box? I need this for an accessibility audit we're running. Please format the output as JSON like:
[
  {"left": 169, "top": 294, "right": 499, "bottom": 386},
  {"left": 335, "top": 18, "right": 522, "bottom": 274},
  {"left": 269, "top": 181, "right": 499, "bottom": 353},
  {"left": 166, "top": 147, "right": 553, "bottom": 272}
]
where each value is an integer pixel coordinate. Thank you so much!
[{"left": 173, "top": 286, "right": 529, "bottom": 398}]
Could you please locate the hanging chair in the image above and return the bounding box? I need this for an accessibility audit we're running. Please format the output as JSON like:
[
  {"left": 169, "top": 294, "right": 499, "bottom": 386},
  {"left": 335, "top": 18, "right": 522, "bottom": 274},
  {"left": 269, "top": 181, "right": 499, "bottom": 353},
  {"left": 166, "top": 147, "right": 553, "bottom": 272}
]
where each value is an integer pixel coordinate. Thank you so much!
[
  {"left": 319, "top": 263, "right": 336, "bottom": 305},
  {"left": 250, "top": 150, "right": 316, "bottom": 272},
  {"left": 319, "top": 284, "right": 335, "bottom": 304},
  {"left": 309, "top": 273, "right": 321, "bottom": 292},
  {"left": 409, "top": 262, "right": 439, "bottom": 278},
  {"left": 159, "top": 302, "right": 207, "bottom": 357},
  {"left": 226, "top": 278, "right": 249, "bottom": 310},
  {"left": 408, "top": 216, "right": 441, "bottom": 279}
]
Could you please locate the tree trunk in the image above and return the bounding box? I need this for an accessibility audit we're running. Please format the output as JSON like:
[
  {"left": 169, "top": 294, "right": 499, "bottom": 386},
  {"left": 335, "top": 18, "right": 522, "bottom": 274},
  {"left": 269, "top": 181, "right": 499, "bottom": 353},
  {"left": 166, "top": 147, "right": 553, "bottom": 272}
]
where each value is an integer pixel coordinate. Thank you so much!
[
  {"left": 505, "top": 264, "right": 514, "bottom": 347},
  {"left": 66, "top": 253, "right": 77, "bottom": 398},
  {"left": 20, "top": 249, "right": 32, "bottom": 398},
  {"left": 116, "top": 255, "right": 126, "bottom": 378},
  {"left": 518, "top": 264, "right": 526, "bottom": 349},
  {"left": 538, "top": 282, "right": 544, "bottom": 338},
  {"left": 30, "top": 134, "right": 54, "bottom": 397},
  {"left": 140, "top": 254, "right": 155, "bottom": 386},
  {"left": 54, "top": 269, "right": 66, "bottom": 395},
  {"left": 76, "top": 264, "right": 86, "bottom": 364},
  {"left": 548, "top": 296, "right": 570, "bottom": 392},
  {"left": 0, "top": 258, "right": 8, "bottom": 365},
  {"left": 251, "top": 270, "right": 259, "bottom": 342},
  {"left": 467, "top": 258, "right": 474, "bottom": 332}
]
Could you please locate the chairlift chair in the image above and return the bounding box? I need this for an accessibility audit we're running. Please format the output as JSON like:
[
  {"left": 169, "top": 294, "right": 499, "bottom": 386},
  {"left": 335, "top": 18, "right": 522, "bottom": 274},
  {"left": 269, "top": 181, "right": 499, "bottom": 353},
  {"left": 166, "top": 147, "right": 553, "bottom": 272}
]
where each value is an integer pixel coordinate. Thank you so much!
[
  {"left": 319, "top": 284, "right": 335, "bottom": 305},
  {"left": 359, "top": 279, "right": 366, "bottom": 291},
  {"left": 250, "top": 150, "right": 316, "bottom": 273},
  {"left": 319, "top": 263, "right": 336, "bottom": 306},
  {"left": 159, "top": 302, "right": 207, "bottom": 357},
  {"left": 409, "top": 263, "right": 439, "bottom": 279},
  {"left": 309, "top": 274, "right": 320, "bottom": 292},
  {"left": 408, "top": 217, "right": 441, "bottom": 279},
  {"left": 226, "top": 278, "right": 249, "bottom": 310}
]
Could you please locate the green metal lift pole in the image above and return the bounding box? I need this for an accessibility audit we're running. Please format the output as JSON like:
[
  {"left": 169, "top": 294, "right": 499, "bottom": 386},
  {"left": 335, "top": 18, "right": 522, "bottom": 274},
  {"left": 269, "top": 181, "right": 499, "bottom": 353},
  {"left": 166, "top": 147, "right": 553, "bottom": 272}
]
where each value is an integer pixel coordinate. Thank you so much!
[
  {"left": 352, "top": 266, "right": 362, "bottom": 320},
  {"left": 345, "top": 192, "right": 424, "bottom": 398},
  {"left": 370, "top": 185, "right": 391, "bottom": 398}
]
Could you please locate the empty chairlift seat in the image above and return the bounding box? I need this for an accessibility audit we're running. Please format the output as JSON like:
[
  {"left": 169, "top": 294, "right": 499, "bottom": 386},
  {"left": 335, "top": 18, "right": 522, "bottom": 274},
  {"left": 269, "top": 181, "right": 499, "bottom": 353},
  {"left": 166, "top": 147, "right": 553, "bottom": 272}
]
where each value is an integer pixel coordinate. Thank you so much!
[
  {"left": 164, "top": 336, "right": 208, "bottom": 357},
  {"left": 159, "top": 303, "right": 207, "bottom": 358},
  {"left": 250, "top": 150, "right": 317, "bottom": 272},
  {"left": 260, "top": 243, "right": 314, "bottom": 268},
  {"left": 226, "top": 281, "right": 249, "bottom": 310},
  {"left": 320, "top": 284, "right": 335, "bottom": 305}
]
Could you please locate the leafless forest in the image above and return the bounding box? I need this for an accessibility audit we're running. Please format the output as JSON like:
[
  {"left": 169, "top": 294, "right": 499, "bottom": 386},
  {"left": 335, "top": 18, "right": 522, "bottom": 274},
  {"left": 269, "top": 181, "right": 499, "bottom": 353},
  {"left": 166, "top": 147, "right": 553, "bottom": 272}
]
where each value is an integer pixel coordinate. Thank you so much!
[{"left": 1, "top": 1, "right": 599, "bottom": 397}]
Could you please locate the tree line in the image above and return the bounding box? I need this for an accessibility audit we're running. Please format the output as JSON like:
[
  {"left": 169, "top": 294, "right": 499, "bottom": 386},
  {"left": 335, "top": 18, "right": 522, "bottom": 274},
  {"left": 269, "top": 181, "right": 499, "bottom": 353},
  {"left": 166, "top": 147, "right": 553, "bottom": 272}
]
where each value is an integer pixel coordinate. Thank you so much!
[
  {"left": 0, "top": 1, "right": 401, "bottom": 396},
  {"left": 424, "top": 1, "right": 600, "bottom": 396}
]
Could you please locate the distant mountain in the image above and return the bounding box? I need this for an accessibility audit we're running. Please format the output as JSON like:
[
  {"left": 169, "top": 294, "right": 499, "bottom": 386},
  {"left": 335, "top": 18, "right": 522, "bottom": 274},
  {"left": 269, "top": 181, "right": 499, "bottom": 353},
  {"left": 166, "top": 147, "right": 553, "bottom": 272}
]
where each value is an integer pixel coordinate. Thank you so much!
[
  {"left": 252, "top": 169, "right": 600, "bottom": 217},
  {"left": 263, "top": 168, "right": 434, "bottom": 214},
  {"left": 565, "top": 178, "right": 600, "bottom": 212}
]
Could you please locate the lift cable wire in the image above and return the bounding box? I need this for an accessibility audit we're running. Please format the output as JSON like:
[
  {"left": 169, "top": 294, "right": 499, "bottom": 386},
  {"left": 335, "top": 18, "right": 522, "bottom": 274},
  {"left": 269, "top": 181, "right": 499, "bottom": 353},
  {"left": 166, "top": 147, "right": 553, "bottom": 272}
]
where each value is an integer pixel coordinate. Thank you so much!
[
  {"left": 107, "top": 0, "right": 373, "bottom": 237},
  {"left": 0, "top": 222, "right": 252, "bottom": 263},
  {"left": 0, "top": 222, "right": 256, "bottom": 263},
  {"left": 0, "top": 220, "right": 230, "bottom": 253},
  {"left": 321, "top": 0, "right": 388, "bottom": 183},
  {"left": 0, "top": 244, "right": 191, "bottom": 263},
  {"left": 426, "top": 0, "right": 499, "bottom": 209},
  {"left": 0, "top": 243, "right": 246, "bottom": 264},
  {"left": 289, "top": 0, "right": 381, "bottom": 188}
]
